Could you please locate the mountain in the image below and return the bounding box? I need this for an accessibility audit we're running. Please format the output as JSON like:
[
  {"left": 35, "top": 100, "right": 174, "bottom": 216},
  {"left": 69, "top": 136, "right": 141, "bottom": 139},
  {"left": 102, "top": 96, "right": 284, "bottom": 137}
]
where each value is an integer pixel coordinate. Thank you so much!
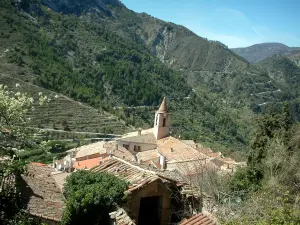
[
  {"left": 256, "top": 54, "right": 300, "bottom": 97},
  {"left": 2, "top": 0, "right": 300, "bottom": 156},
  {"left": 231, "top": 43, "right": 300, "bottom": 63}
]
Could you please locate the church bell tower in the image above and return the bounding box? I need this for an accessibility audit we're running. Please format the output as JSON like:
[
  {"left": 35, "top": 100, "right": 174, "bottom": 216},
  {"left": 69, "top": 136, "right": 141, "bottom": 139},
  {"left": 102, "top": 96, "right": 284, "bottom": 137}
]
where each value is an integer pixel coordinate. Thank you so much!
[{"left": 153, "top": 97, "right": 170, "bottom": 140}]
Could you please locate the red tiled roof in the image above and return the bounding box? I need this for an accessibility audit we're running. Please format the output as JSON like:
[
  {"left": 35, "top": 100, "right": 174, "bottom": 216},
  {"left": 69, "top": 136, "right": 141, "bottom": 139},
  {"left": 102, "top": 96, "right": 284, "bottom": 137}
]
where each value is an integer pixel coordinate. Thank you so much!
[
  {"left": 91, "top": 158, "right": 160, "bottom": 193},
  {"left": 73, "top": 157, "right": 108, "bottom": 170},
  {"left": 30, "top": 162, "right": 48, "bottom": 167},
  {"left": 180, "top": 213, "right": 216, "bottom": 225},
  {"left": 105, "top": 142, "right": 134, "bottom": 161},
  {"left": 136, "top": 149, "right": 159, "bottom": 162},
  {"left": 22, "top": 164, "right": 65, "bottom": 222},
  {"left": 157, "top": 137, "right": 208, "bottom": 162},
  {"left": 91, "top": 157, "right": 180, "bottom": 193}
]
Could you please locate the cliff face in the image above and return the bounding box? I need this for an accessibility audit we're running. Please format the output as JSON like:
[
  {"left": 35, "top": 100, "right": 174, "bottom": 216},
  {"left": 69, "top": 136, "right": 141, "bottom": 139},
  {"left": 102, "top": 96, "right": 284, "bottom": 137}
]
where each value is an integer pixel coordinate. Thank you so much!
[{"left": 130, "top": 14, "right": 249, "bottom": 73}]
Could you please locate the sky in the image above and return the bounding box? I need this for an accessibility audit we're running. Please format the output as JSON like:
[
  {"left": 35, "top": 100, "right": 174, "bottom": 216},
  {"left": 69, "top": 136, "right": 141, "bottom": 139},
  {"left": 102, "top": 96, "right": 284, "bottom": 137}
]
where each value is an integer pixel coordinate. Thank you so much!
[{"left": 121, "top": 0, "right": 300, "bottom": 48}]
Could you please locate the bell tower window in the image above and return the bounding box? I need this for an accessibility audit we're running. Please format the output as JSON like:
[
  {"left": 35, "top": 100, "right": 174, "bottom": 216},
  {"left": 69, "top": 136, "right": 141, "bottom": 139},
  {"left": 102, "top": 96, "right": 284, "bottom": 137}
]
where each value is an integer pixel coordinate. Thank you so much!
[{"left": 163, "top": 118, "right": 166, "bottom": 127}]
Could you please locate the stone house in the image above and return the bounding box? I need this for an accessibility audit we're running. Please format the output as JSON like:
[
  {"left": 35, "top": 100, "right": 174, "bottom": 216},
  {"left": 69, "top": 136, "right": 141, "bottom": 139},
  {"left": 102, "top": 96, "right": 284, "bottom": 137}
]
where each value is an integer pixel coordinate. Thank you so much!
[
  {"left": 91, "top": 157, "right": 189, "bottom": 225},
  {"left": 21, "top": 163, "right": 65, "bottom": 225}
]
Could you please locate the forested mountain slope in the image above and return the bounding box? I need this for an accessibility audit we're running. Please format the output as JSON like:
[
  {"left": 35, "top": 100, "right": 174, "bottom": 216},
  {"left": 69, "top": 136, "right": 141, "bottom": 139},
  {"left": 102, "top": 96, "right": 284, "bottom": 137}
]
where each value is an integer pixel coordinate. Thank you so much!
[{"left": 1, "top": 0, "right": 300, "bottom": 156}]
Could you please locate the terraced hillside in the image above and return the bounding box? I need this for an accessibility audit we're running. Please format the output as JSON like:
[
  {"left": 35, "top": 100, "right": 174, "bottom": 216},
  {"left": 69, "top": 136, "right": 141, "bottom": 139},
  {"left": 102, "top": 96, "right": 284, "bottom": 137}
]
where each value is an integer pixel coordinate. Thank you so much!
[
  {"left": 0, "top": 73, "right": 131, "bottom": 134},
  {"left": 2, "top": 0, "right": 300, "bottom": 156}
]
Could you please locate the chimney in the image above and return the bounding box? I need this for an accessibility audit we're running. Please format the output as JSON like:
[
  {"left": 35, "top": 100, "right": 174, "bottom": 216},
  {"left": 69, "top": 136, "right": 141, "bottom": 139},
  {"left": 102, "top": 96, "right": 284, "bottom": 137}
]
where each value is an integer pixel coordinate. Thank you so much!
[
  {"left": 138, "top": 128, "right": 142, "bottom": 136},
  {"left": 170, "top": 148, "right": 174, "bottom": 153},
  {"left": 159, "top": 155, "right": 166, "bottom": 170}
]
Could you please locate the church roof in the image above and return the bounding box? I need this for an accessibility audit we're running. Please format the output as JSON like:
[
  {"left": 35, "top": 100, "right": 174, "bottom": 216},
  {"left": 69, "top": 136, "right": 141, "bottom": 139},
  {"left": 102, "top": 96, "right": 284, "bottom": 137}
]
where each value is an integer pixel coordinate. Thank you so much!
[
  {"left": 118, "top": 133, "right": 157, "bottom": 145},
  {"left": 157, "top": 97, "right": 167, "bottom": 113}
]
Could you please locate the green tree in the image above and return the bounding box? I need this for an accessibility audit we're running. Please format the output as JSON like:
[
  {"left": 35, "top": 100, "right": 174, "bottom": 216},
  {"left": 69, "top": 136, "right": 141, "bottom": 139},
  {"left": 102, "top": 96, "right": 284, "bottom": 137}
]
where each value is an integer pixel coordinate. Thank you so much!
[{"left": 62, "top": 170, "right": 128, "bottom": 225}]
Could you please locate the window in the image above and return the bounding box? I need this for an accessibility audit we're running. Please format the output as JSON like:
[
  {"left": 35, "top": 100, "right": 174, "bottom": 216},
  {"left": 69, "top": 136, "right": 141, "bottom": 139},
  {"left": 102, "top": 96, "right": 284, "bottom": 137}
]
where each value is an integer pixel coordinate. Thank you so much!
[
  {"left": 155, "top": 116, "right": 158, "bottom": 125},
  {"left": 163, "top": 118, "right": 166, "bottom": 127},
  {"left": 123, "top": 144, "right": 129, "bottom": 150},
  {"left": 134, "top": 145, "right": 141, "bottom": 152}
]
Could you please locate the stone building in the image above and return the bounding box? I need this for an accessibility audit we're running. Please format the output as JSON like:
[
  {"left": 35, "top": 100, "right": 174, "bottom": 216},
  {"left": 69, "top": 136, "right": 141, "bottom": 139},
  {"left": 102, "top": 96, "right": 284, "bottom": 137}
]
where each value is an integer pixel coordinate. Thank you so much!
[
  {"left": 112, "top": 97, "right": 242, "bottom": 175},
  {"left": 91, "top": 157, "right": 189, "bottom": 225},
  {"left": 21, "top": 163, "right": 65, "bottom": 224}
]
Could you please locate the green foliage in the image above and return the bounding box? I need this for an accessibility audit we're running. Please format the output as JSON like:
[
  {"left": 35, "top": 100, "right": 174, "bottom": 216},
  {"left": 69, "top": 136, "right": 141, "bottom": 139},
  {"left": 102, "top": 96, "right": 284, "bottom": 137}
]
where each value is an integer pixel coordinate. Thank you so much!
[
  {"left": 62, "top": 170, "right": 128, "bottom": 225},
  {"left": 0, "top": 84, "right": 42, "bottom": 224},
  {"left": 221, "top": 106, "right": 300, "bottom": 224}
]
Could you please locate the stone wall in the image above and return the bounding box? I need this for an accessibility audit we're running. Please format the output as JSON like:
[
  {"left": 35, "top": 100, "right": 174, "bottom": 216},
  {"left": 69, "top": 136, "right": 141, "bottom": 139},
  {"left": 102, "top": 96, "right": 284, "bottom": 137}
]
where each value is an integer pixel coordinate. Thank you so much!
[{"left": 125, "top": 179, "right": 172, "bottom": 225}]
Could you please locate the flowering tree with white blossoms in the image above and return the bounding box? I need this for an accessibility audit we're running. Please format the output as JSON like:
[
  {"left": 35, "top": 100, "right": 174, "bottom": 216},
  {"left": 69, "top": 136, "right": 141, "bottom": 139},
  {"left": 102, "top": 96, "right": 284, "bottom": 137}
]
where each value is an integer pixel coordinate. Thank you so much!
[
  {"left": 0, "top": 84, "right": 48, "bottom": 224},
  {"left": 0, "top": 85, "right": 50, "bottom": 156}
]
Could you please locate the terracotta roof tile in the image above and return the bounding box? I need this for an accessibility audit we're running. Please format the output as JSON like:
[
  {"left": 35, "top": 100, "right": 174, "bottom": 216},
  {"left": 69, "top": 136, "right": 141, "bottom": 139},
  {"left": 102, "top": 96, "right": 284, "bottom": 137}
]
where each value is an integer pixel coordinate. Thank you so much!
[
  {"left": 91, "top": 157, "right": 180, "bottom": 193},
  {"left": 105, "top": 142, "right": 134, "bottom": 161},
  {"left": 118, "top": 133, "right": 156, "bottom": 145},
  {"left": 73, "top": 156, "right": 108, "bottom": 170},
  {"left": 22, "top": 164, "right": 65, "bottom": 222},
  {"left": 157, "top": 137, "right": 208, "bottom": 162},
  {"left": 30, "top": 162, "right": 48, "bottom": 167},
  {"left": 181, "top": 140, "right": 197, "bottom": 148},
  {"left": 51, "top": 171, "right": 70, "bottom": 191},
  {"left": 180, "top": 213, "right": 216, "bottom": 225},
  {"left": 136, "top": 149, "right": 159, "bottom": 162}
]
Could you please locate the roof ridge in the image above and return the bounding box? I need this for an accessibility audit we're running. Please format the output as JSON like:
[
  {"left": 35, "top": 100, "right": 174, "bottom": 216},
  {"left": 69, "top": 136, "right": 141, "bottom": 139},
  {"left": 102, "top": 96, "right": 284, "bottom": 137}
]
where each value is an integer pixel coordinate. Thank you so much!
[{"left": 112, "top": 156, "right": 157, "bottom": 175}]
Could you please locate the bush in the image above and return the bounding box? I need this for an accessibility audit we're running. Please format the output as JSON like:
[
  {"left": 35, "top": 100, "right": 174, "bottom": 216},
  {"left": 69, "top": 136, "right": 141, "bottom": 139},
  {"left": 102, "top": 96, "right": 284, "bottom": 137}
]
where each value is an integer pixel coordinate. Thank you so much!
[{"left": 62, "top": 170, "right": 128, "bottom": 225}]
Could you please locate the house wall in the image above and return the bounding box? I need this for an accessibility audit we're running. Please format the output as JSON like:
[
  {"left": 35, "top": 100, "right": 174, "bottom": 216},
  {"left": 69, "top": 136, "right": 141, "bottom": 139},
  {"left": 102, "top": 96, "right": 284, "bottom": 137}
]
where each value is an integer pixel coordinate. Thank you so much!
[
  {"left": 116, "top": 141, "right": 157, "bottom": 153},
  {"left": 126, "top": 179, "right": 172, "bottom": 225}
]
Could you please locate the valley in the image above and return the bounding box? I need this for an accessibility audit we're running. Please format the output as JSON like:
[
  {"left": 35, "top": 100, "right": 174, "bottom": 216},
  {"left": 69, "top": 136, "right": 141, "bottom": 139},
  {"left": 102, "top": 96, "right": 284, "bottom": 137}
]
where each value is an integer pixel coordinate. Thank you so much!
[{"left": 1, "top": 0, "right": 300, "bottom": 157}]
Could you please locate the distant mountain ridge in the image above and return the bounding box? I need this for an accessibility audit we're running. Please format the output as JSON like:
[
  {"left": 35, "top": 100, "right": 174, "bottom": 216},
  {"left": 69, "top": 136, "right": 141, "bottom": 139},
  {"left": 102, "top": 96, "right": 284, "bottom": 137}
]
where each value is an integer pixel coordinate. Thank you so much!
[
  {"left": 2, "top": 0, "right": 300, "bottom": 153},
  {"left": 231, "top": 43, "right": 300, "bottom": 63}
]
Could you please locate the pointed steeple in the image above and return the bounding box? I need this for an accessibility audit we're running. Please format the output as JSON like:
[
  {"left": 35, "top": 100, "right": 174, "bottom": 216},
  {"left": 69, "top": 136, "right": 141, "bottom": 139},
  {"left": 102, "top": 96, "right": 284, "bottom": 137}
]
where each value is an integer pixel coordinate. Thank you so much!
[
  {"left": 158, "top": 97, "right": 167, "bottom": 113},
  {"left": 153, "top": 97, "right": 170, "bottom": 140}
]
